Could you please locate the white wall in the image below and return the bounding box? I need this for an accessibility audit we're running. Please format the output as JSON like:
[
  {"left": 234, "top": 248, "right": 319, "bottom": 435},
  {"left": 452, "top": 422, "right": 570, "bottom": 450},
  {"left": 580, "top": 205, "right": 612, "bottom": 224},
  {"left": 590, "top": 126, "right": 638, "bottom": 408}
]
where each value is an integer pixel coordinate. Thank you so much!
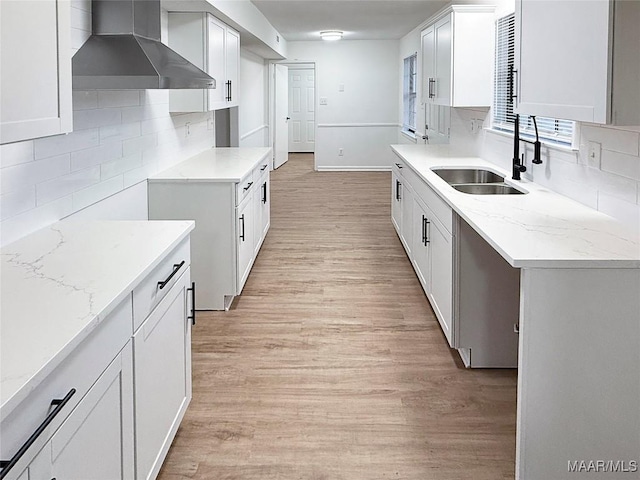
[
  {"left": 287, "top": 40, "right": 400, "bottom": 170},
  {"left": 396, "top": 0, "right": 640, "bottom": 232},
  {"left": 239, "top": 48, "right": 269, "bottom": 147},
  {"left": 0, "top": 2, "right": 215, "bottom": 246}
]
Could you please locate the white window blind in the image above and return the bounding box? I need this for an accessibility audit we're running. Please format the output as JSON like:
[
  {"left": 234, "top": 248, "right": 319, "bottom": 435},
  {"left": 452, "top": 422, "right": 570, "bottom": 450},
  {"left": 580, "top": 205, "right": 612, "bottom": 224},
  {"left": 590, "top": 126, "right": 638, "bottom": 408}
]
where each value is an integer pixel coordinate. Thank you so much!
[
  {"left": 493, "top": 14, "right": 574, "bottom": 145},
  {"left": 403, "top": 53, "right": 418, "bottom": 133}
]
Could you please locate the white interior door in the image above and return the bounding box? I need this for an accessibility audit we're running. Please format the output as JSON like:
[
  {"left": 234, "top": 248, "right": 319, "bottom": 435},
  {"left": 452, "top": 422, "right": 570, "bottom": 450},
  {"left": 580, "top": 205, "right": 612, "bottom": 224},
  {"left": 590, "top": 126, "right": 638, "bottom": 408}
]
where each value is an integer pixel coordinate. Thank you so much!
[
  {"left": 274, "top": 64, "right": 289, "bottom": 169},
  {"left": 288, "top": 68, "right": 315, "bottom": 152}
]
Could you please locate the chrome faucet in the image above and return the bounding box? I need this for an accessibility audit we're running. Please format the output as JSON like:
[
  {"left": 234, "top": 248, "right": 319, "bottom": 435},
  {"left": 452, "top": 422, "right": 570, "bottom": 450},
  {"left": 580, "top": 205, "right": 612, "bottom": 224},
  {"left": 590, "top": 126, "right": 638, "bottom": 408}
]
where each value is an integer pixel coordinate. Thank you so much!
[{"left": 512, "top": 114, "right": 542, "bottom": 180}]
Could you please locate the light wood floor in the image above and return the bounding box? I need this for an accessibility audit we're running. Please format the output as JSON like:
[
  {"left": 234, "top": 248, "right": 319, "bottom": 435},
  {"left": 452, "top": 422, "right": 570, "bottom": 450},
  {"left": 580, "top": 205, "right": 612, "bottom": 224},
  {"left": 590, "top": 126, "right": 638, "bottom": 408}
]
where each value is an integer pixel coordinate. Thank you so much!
[{"left": 158, "top": 153, "right": 517, "bottom": 480}]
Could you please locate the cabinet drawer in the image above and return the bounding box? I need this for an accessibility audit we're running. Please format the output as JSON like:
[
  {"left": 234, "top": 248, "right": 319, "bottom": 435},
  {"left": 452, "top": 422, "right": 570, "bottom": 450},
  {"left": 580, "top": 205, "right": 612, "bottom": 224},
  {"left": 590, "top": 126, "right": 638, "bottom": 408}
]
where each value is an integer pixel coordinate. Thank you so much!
[
  {"left": 235, "top": 172, "right": 255, "bottom": 206},
  {"left": 0, "top": 297, "right": 132, "bottom": 478},
  {"left": 132, "top": 237, "right": 191, "bottom": 332},
  {"left": 252, "top": 157, "right": 271, "bottom": 180},
  {"left": 403, "top": 166, "right": 453, "bottom": 234}
]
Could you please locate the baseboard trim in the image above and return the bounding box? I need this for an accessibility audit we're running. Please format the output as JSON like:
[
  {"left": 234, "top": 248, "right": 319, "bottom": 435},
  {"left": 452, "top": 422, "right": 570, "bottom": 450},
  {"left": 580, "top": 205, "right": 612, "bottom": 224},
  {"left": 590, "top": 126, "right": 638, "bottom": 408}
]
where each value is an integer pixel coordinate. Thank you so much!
[
  {"left": 316, "top": 123, "right": 400, "bottom": 128},
  {"left": 316, "top": 166, "right": 392, "bottom": 172}
]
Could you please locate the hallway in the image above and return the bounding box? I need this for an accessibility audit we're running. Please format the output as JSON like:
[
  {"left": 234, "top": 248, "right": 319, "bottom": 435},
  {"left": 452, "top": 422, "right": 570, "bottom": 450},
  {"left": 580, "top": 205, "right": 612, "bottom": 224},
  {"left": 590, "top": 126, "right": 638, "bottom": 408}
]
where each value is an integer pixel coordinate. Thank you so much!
[{"left": 158, "top": 153, "right": 517, "bottom": 479}]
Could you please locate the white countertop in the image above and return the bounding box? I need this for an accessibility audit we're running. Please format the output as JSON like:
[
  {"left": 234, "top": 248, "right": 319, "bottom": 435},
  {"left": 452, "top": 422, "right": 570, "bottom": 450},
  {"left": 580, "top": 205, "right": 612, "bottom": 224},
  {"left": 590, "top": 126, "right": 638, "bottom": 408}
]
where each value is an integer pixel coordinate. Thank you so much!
[
  {"left": 391, "top": 144, "right": 640, "bottom": 268},
  {"left": 0, "top": 220, "right": 194, "bottom": 420},
  {"left": 149, "top": 147, "right": 272, "bottom": 182}
]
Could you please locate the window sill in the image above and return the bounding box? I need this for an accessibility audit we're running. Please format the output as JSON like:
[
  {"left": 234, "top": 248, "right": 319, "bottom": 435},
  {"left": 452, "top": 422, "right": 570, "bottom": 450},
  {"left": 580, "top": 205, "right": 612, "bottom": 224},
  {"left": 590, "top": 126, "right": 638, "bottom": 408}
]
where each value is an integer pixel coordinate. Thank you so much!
[
  {"left": 484, "top": 127, "right": 578, "bottom": 153},
  {"left": 401, "top": 129, "right": 418, "bottom": 143}
]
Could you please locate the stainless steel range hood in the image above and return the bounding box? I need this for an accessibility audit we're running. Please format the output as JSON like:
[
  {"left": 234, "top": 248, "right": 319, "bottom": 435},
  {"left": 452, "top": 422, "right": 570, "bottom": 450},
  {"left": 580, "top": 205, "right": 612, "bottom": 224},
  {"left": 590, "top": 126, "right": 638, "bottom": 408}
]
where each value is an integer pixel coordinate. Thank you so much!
[{"left": 72, "top": 0, "right": 215, "bottom": 90}]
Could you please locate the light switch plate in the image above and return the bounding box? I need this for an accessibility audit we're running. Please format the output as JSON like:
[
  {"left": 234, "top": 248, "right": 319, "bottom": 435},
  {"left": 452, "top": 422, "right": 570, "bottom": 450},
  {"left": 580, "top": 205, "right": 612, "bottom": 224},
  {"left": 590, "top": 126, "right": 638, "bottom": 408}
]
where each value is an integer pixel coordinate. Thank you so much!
[{"left": 587, "top": 141, "right": 601, "bottom": 169}]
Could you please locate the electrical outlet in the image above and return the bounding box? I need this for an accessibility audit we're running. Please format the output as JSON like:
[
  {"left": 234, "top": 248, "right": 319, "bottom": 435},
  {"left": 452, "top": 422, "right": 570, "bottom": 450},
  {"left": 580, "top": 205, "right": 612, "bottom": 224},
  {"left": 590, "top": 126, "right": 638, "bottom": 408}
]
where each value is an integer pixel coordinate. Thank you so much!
[
  {"left": 587, "top": 141, "right": 601, "bottom": 168},
  {"left": 207, "top": 117, "right": 214, "bottom": 130},
  {"left": 319, "top": 97, "right": 328, "bottom": 105},
  {"left": 185, "top": 122, "right": 191, "bottom": 138},
  {"left": 338, "top": 83, "right": 345, "bottom": 92},
  {"left": 338, "top": 148, "right": 344, "bottom": 156}
]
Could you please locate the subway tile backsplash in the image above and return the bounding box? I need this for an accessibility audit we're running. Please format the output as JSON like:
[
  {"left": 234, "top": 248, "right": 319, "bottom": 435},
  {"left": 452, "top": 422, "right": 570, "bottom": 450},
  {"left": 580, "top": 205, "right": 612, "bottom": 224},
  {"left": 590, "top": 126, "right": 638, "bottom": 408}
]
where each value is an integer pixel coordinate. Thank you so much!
[{"left": 0, "top": 2, "right": 215, "bottom": 246}]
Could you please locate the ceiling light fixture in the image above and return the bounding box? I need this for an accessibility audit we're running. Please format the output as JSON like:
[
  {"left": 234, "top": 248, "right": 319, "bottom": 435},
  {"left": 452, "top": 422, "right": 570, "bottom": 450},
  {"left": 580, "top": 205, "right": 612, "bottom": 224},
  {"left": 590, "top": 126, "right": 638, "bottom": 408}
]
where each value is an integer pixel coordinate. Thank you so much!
[{"left": 320, "top": 30, "right": 343, "bottom": 41}]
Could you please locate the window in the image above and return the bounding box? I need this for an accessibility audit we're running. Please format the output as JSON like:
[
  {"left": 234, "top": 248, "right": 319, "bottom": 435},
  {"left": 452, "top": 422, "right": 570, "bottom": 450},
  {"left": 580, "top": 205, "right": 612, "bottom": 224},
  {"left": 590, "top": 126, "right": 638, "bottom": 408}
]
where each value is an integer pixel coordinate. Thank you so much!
[
  {"left": 403, "top": 53, "right": 418, "bottom": 135},
  {"left": 493, "top": 14, "right": 574, "bottom": 145}
]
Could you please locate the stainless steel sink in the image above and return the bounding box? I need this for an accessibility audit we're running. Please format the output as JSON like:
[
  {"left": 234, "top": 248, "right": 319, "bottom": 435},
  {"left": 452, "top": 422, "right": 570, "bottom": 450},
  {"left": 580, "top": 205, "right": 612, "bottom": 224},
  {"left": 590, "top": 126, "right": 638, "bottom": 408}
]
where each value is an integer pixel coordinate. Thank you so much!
[
  {"left": 453, "top": 184, "right": 525, "bottom": 195},
  {"left": 432, "top": 168, "right": 504, "bottom": 184}
]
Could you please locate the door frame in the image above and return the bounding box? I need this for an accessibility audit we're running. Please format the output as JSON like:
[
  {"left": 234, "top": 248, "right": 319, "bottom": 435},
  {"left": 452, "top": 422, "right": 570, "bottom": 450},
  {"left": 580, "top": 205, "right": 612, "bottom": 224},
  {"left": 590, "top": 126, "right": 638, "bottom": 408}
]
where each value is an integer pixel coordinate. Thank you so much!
[{"left": 268, "top": 61, "right": 317, "bottom": 170}]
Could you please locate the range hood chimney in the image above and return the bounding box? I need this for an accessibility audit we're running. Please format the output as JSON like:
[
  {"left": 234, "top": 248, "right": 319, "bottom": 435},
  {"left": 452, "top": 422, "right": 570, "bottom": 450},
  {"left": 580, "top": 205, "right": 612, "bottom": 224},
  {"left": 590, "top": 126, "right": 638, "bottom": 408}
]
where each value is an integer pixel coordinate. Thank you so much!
[{"left": 72, "top": 0, "right": 215, "bottom": 89}]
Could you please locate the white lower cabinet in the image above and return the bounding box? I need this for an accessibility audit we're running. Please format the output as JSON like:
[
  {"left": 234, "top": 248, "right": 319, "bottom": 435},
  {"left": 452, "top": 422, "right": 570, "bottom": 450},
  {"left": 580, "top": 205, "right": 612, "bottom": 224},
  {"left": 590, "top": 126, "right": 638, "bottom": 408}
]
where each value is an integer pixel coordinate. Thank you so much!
[
  {"left": 410, "top": 196, "right": 453, "bottom": 345},
  {"left": 148, "top": 152, "right": 272, "bottom": 310},
  {"left": 0, "top": 238, "right": 193, "bottom": 480},
  {"left": 133, "top": 267, "right": 192, "bottom": 480},
  {"left": 237, "top": 193, "right": 255, "bottom": 293},
  {"left": 392, "top": 155, "right": 518, "bottom": 367},
  {"left": 50, "top": 343, "right": 135, "bottom": 480}
]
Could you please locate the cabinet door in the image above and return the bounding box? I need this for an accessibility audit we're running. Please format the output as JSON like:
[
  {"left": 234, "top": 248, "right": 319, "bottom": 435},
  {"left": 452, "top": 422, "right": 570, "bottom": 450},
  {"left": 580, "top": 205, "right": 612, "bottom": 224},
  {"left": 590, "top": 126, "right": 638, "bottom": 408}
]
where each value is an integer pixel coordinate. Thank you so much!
[
  {"left": 433, "top": 14, "right": 452, "bottom": 106},
  {"left": 515, "top": 0, "right": 611, "bottom": 123},
  {"left": 400, "top": 181, "right": 414, "bottom": 257},
  {"left": 207, "top": 15, "right": 227, "bottom": 110},
  {"left": 429, "top": 219, "right": 454, "bottom": 346},
  {"left": 50, "top": 342, "right": 135, "bottom": 480},
  {"left": 134, "top": 270, "right": 191, "bottom": 480},
  {"left": 225, "top": 27, "right": 240, "bottom": 107},
  {"left": 237, "top": 194, "right": 255, "bottom": 293},
  {"left": 0, "top": 0, "right": 72, "bottom": 144},
  {"left": 412, "top": 198, "right": 431, "bottom": 293},
  {"left": 254, "top": 173, "right": 270, "bottom": 254},
  {"left": 391, "top": 172, "right": 402, "bottom": 234},
  {"left": 421, "top": 26, "right": 435, "bottom": 105}
]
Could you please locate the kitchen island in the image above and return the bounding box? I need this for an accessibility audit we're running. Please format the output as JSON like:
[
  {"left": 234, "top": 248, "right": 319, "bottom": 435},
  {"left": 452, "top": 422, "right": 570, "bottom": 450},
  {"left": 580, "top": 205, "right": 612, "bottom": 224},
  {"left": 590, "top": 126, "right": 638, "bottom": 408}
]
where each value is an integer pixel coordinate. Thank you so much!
[
  {"left": 0, "top": 220, "right": 195, "bottom": 480},
  {"left": 391, "top": 144, "right": 640, "bottom": 480}
]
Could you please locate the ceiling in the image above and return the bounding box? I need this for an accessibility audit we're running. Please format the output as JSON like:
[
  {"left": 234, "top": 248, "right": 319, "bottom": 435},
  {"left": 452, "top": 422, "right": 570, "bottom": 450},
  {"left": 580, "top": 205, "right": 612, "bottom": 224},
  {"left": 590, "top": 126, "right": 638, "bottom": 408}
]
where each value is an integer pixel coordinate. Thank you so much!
[{"left": 251, "top": 0, "right": 451, "bottom": 41}]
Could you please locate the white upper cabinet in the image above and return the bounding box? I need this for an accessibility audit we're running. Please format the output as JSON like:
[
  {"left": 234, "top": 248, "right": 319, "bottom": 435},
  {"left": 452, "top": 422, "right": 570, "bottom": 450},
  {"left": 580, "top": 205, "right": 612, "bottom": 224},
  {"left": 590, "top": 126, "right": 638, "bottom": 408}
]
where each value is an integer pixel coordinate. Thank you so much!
[
  {"left": 0, "top": 0, "right": 72, "bottom": 144},
  {"left": 420, "top": 5, "right": 495, "bottom": 108},
  {"left": 515, "top": 0, "right": 640, "bottom": 125},
  {"left": 168, "top": 12, "right": 240, "bottom": 112}
]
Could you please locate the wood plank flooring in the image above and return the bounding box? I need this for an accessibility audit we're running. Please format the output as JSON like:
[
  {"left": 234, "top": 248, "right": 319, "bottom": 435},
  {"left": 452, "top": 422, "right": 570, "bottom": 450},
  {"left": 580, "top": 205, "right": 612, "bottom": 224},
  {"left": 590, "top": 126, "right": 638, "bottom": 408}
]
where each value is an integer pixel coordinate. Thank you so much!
[{"left": 158, "top": 153, "right": 517, "bottom": 480}]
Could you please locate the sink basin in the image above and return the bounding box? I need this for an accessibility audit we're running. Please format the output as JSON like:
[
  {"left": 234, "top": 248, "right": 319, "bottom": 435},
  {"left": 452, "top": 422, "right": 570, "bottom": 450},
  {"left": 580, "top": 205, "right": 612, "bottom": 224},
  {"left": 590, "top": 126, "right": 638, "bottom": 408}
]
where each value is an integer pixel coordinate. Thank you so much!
[
  {"left": 453, "top": 184, "right": 526, "bottom": 195},
  {"left": 432, "top": 168, "right": 504, "bottom": 184}
]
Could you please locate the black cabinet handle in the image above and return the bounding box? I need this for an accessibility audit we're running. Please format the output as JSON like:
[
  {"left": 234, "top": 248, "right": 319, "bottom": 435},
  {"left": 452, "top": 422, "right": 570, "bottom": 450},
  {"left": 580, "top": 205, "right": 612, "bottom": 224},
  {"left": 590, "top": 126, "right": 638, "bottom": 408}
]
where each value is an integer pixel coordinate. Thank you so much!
[
  {"left": 396, "top": 180, "right": 401, "bottom": 201},
  {"left": 0, "top": 389, "right": 76, "bottom": 479},
  {"left": 239, "top": 214, "right": 245, "bottom": 241},
  {"left": 260, "top": 164, "right": 268, "bottom": 171},
  {"left": 424, "top": 217, "right": 431, "bottom": 245},
  {"left": 187, "top": 282, "right": 196, "bottom": 326},
  {"left": 229, "top": 80, "right": 232, "bottom": 101},
  {"left": 157, "top": 261, "right": 185, "bottom": 290},
  {"left": 395, "top": 163, "right": 403, "bottom": 169},
  {"left": 226, "top": 80, "right": 232, "bottom": 101},
  {"left": 243, "top": 182, "right": 253, "bottom": 191},
  {"left": 508, "top": 65, "right": 518, "bottom": 103},
  {"left": 262, "top": 182, "right": 267, "bottom": 204}
]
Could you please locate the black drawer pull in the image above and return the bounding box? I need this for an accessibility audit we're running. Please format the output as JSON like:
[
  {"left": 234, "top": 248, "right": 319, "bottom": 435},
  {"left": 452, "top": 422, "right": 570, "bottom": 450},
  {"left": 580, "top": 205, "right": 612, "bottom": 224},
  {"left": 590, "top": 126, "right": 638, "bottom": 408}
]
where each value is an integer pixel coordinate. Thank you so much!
[
  {"left": 0, "top": 389, "right": 76, "bottom": 479},
  {"left": 187, "top": 282, "right": 196, "bottom": 326},
  {"left": 395, "top": 163, "right": 403, "bottom": 169},
  {"left": 157, "top": 261, "right": 185, "bottom": 290},
  {"left": 243, "top": 182, "right": 253, "bottom": 191},
  {"left": 260, "top": 164, "right": 268, "bottom": 171}
]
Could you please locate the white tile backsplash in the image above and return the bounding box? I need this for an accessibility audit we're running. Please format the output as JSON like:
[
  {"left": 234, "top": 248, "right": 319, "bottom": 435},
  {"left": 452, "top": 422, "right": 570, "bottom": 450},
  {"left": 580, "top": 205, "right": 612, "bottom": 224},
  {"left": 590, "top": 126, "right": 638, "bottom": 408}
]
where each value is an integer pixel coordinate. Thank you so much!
[
  {"left": 70, "top": 142, "right": 122, "bottom": 172},
  {"left": 36, "top": 166, "right": 101, "bottom": 205},
  {"left": 468, "top": 108, "right": 640, "bottom": 231},
  {"left": 0, "top": 141, "right": 34, "bottom": 167},
  {"left": 1, "top": 154, "right": 71, "bottom": 194},
  {"left": 600, "top": 149, "right": 640, "bottom": 181},
  {"left": 34, "top": 129, "right": 99, "bottom": 160},
  {"left": 0, "top": 8, "right": 216, "bottom": 247},
  {"left": 97, "top": 90, "right": 141, "bottom": 109}
]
